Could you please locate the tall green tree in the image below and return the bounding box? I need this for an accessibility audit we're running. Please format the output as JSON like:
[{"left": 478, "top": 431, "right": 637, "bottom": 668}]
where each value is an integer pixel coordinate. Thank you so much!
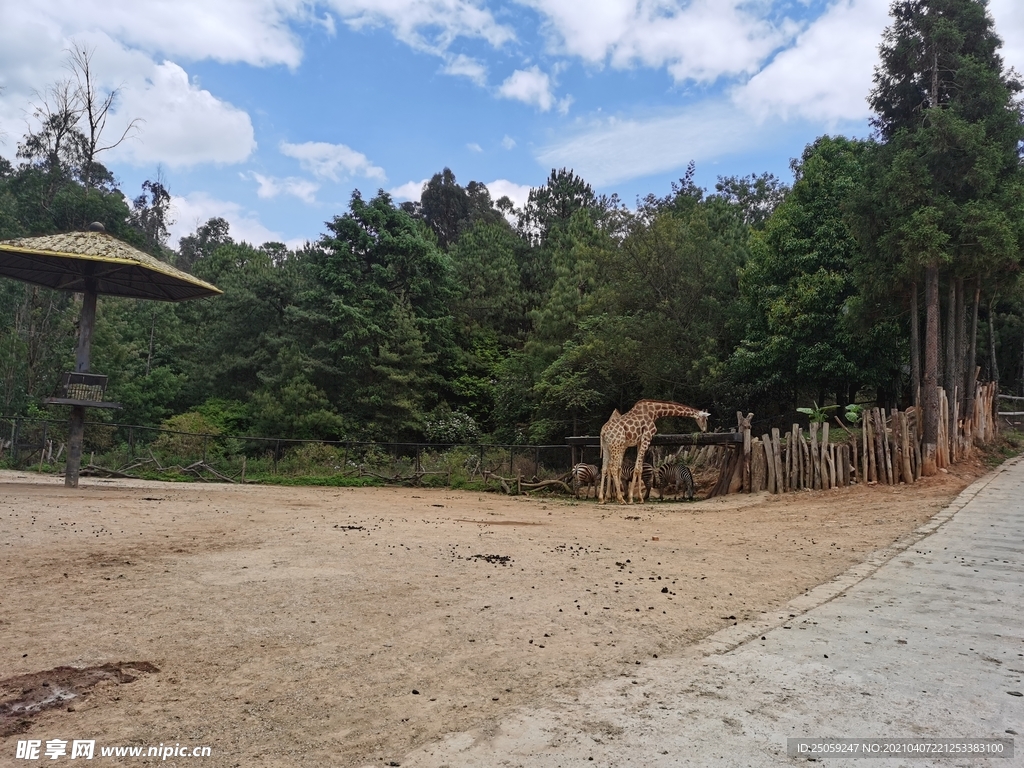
[
  {"left": 420, "top": 168, "right": 468, "bottom": 249},
  {"left": 859, "top": 0, "right": 1024, "bottom": 473},
  {"left": 732, "top": 136, "right": 903, "bottom": 413},
  {"left": 301, "top": 190, "right": 456, "bottom": 440}
]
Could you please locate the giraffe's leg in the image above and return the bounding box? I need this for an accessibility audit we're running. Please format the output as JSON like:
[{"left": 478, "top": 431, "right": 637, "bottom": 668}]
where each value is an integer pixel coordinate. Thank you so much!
[
  {"left": 630, "top": 437, "right": 652, "bottom": 504},
  {"left": 598, "top": 440, "right": 606, "bottom": 503},
  {"left": 612, "top": 449, "right": 627, "bottom": 504},
  {"left": 598, "top": 443, "right": 610, "bottom": 503}
]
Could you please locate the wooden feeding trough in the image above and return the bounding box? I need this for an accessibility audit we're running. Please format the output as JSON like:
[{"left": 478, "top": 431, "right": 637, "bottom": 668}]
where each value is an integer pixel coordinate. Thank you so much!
[{"left": 45, "top": 373, "right": 121, "bottom": 409}]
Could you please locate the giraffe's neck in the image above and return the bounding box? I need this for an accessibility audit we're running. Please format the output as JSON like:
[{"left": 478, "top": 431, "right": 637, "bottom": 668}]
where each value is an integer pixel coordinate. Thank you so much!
[{"left": 634, "top": 400, "right": 702, "bottom": 420}]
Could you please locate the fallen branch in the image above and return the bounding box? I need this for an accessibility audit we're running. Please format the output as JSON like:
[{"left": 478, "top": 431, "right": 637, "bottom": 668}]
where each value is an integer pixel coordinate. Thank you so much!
[
  {"left": 521, "top": 479, "right": 572, "bottom": 494},
  {"left": 358, "top": 468, "right": 449, "bottom": 485},
  {"left": 80, "top": 464, "right": 136, "bottom": 479},
  {"left": 147, "top": 449, "right": 165, "bottom": 471}
]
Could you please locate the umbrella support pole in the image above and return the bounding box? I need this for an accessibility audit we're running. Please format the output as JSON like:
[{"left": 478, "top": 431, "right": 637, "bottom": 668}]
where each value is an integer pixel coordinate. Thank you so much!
[
  {"left": 66, "top": 405, "right": 86, "bottom": 488},
  {"left": 64, "top": 287, "right": 96, "bottom": 488}
]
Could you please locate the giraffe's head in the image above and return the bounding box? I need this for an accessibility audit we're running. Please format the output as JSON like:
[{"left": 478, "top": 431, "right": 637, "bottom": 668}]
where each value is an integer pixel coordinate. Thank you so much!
[{"left": 695, "top": 410, "right": 710, "bottom": 432}]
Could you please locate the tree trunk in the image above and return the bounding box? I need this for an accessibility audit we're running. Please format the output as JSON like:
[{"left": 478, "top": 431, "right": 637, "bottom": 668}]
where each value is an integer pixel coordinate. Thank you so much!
[
  {"left": 964, "top": 280, "right": 980, "bottom": 421},
  {"left": 910, "top": 282, "right": 921, "bottom": 407},
  {"left": 921, "top": 265, "right": 940, "bottom": 476},
  {"left": 944, "top": 280, "right": 957, "bottom": 438},
  {"left": 988, "top": 295, "right": 999, "bottom": 391},
  {"left": 955, "top": 276, "right": 966, "bottom": 416}
]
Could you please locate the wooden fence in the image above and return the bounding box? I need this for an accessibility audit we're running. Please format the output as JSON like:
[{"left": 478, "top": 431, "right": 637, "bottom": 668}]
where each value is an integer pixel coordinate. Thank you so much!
[{"left": 704, "top": 381, "right": 1000, "bottom": 496}]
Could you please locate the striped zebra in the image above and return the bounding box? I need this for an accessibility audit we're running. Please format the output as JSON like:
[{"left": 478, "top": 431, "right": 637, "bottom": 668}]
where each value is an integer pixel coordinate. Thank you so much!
[
  {"left": 620, "top": 462, "right": 655, "bottom": 502},
  {"left": 655, "top": 463, "right": 695, "bottom": 500},
  {"left": 570, "top": 463, "right": 600, "bottom": 499}
]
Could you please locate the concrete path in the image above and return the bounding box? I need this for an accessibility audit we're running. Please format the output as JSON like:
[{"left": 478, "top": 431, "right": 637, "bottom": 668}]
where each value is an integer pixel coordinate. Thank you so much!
[{"left": 397, "top": 458, "right": 1024, "bottom": 767}]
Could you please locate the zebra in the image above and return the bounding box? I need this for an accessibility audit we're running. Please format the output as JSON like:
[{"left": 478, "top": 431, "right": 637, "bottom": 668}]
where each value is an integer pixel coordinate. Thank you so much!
[
  {"left": 570, "top": 463, "right": 600, "bottom": 499},
  {"left": 620, "top": 462, "right": 655, "bottom": 501},
  {"left": 655, "top": 463, "right": 695, "bottom": 500}
]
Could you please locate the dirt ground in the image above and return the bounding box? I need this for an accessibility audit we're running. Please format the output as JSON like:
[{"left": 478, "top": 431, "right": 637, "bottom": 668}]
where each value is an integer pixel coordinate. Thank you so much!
[{"left": 0, "top": 462, "right": 991, "bottom": 766}]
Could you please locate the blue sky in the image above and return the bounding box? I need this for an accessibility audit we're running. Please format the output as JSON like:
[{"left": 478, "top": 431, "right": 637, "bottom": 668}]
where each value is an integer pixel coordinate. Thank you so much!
[{"left": 2, "top": 0, "right": 1023, "bottom": 250}]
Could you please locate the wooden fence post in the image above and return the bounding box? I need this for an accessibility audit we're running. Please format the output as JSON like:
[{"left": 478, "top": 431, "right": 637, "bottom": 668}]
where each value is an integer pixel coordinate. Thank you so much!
[
  {"left": 762, "top": 433, "right": 776, "bottom": 494},
  {"left": 794, "top": 425, "right": 803, "bottom": 490},
  {"left": 772, "top": 429, "right": 785, "bottom": 492},
  {"left": 738, "top": 412, "right": 753, "bottom": 493}
]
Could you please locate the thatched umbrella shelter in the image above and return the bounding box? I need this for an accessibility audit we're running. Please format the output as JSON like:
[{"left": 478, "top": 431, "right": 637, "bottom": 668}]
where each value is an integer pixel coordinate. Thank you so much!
[{"left": 0, "top": 224, "right": 221, "bottom": 486}]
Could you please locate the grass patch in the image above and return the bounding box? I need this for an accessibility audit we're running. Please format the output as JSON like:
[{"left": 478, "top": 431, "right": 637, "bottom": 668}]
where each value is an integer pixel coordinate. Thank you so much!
[{"left": 981, "top": 429, "right": 1024, "bottom": 467}]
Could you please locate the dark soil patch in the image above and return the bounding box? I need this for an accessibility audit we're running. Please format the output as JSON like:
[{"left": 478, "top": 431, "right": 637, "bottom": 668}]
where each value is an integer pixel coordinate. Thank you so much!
[
  {"left": 0, "top": 662, "right": 159, "bottom": 737},
  {"left": 469, "top": 554, "right": 513, "bottom": 565}
]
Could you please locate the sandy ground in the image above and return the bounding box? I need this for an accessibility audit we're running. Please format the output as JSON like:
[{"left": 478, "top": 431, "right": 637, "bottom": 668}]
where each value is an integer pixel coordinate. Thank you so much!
[{"left": 0, "top": 463, "right": 991, "bottom": 766}]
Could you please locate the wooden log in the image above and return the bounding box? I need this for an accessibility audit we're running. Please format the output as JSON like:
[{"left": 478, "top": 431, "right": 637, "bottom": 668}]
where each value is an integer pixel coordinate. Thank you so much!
[
  {"left": 792, "top": 428, "right": 799, "bottom": 490},
  {"left": 772, "top": 428, "right": 785, "bottom": 493},
  {"left": 710, "top": 446, "right": 734, "bottom": 498},
  {"left": 890, "top": 409, "right": 901, "bottom": 484},
  {"left": 738, "top": 412, "right": 753, "bottom": 493},
  {"left": 773, "top": 437, "right": 782, "bottom": 492},
  {"left": 809, "top": 422, "right": 820, "bottom": 490},
  {"left": 827, "top": 440, "right": 836, "bottom": 489},
  {"left": 888, "top": 409, "right": 901, "bottom": 485},
  {"left": 899, "top": 410, "right": 914, "bottom": 484},
  {"left": 913, "top": 412, "right": 923, "bottom": 479},
  {"left": 864, "top": 417, "right": 871, "bottom": 482},
  {"left": 751, "top": 439, "right": 768, "bottom": 492},
  {"left": 790, "top": 425, "right": 798, "bottom": 491},
  {"left": 822, "top": 423, "right": 832, "bottom": 489},
  {"left": 762, "top": 433, "right": 777, "bottom": 494},
  {"left": 873, "top": 408, "right": 888, "bottom": 484},
  {"left": 879, "top": 408, "right": 894, "bottom": 484},
  {"left": 795, "top": 426, "right": 804, "bottom": 490},
  {"left": 798, "top": 430, "right": 806, "bottom": 489},
  {"left": 951, "top": 387, "right": 958, "bottom": 463},
  {"left": 938, "top": 389, "right": 948, "bottom": 468},
  {"left": 865, "top": 412, "right": 875, "bottom": 482},
  {"left": 729, "top": 446, "right": 745, "bottom": 493}
]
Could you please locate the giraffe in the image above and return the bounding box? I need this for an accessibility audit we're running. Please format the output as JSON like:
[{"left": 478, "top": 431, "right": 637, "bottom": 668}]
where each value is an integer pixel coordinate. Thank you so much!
[{"left": 598, "top": 400, "right": 709, "bottom": 504}]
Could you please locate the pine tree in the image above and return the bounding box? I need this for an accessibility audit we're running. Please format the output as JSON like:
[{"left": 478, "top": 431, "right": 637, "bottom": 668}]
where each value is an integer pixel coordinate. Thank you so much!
[{"left": 863, "top": 0, "right": 1024, "bottom": 473}]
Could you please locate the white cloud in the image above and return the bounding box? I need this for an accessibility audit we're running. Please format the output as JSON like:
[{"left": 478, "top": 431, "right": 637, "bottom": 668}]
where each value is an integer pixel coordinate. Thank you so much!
[
  {"left": 387, "top": 177, "right": 529, "bottom": 210},
  {"left": 279, "top": 140, "right": 386, "bottom": 182},
  {"left": 521, "top": 0, "right": 798, "bottom": 83},
  {"left": 498, "top": 66, "right": 559, "bottom": 111},
  {"left": 326, "top": 0, "right": 514, "bottom": 55},
  {"left": 0, "top": 25, "right": 256, "bottom": 168},
  {"left": 484, "top": 179, "right": 531, "bottom": 210},
  {"left": 467, "top": 142, "right": 483, "bottom": 153},
  {"left": 30, "top": 0, "right": 308, "bottom": 67},
  {"left": 169, "top": 191, "right": 305, "bottom": 250},
  {"left": 737, "top": 0, "right": 890, "bottom": 124},
  {"left": 112, "top": 60, "right": 257, "bottom": 167},
  {"left": 991, "top": 0, "right": 1024, "bottom": 76},
  {"left": 389, "top": 178, "right": 430, "bottom": 201},
  {"left": 250, "top": 172, "right": 320, "bottom": 204},
  {"left": 501, "top": 135, "right": 517, "bottom": 150},
  {"left": 442, "top": 53, "right": 488, "bottom": 85},
  {"left": 536, "top": 101, "right": 762, "bottom": 188}
]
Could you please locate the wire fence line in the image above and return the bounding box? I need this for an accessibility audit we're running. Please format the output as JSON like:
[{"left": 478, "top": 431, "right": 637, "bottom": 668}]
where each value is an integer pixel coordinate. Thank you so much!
[{"left": 0, "top": 415, "right": 596, "bottom": 487}]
